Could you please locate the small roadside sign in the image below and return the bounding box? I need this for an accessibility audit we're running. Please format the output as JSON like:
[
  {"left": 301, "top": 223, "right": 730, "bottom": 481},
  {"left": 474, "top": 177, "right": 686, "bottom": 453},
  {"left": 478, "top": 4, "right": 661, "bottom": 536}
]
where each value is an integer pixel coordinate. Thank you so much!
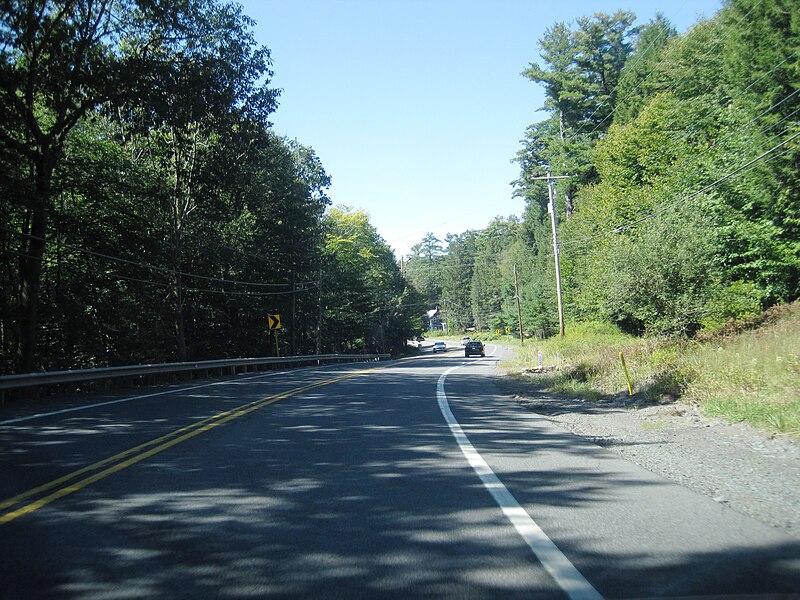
[{"left": 267, "top": 314, "right": 282, "bottom": 330}]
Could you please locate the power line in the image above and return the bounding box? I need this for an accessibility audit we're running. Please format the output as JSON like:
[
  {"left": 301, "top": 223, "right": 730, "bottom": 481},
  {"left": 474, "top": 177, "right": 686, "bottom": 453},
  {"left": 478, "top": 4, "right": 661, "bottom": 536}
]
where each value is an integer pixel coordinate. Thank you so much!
[
  {"left": 407, "top": 120, "right": 798, "bottom": 274},
  {"left": 521, "top": 77, "right": 800, "bottom": 251},
  {"left": 566, "top": 0, "right": 765, "bottom": 142},
  {"left": 0, "top": 247, "right": 321, "bottom": 298},
  {"left": 2, "top": 225, "right": 295, "bottom": 289},
  {"left": 519, "top": 0, "right": 787, "bottom": 237},
  {"left": 559, "top": 127, "right": 800, "bottom": 248}
]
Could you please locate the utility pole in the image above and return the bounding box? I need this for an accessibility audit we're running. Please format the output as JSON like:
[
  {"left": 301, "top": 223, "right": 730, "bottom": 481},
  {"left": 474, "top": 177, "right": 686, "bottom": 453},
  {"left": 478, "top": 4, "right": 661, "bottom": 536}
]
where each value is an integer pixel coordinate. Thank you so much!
[
  {"left": 291, "top": 269, "right": 296, "bottom": 356},
  {"left": 316, "top": 268, "right": 322, "bottom": 355},
  {"left": 530, "top": 173, "right": 570, "bottom": 337},
  {"left": 547, "top": 176, "right": 565, "bottom": 337},
  {"left": 513, "top": 263, "right": 524, "bottom": 345}
]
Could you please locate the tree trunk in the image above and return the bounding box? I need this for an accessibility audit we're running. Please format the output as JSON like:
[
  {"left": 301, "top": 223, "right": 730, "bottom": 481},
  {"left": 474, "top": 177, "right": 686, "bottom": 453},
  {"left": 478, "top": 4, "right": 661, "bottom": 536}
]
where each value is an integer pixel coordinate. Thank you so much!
[
  {"left": 16, "top": 153, "right": 55, "bottom": 373},
  {"left": 173, "top": 280, "right": 188, "bottom": 361},
  {"left": 558, "top": 110, "right": 575, "bottom": 218},
  {"left": 171, "top": 228, "right": 188, "bottom": 362},
  {"left": 168, "top": 127, "right": 197, "bottom": 362},
  {"left": 291, "top": 271, "right": 297, "bottom": 356},
  {"left": 564, "top": 189, "right": 574, "bottom": 218}
]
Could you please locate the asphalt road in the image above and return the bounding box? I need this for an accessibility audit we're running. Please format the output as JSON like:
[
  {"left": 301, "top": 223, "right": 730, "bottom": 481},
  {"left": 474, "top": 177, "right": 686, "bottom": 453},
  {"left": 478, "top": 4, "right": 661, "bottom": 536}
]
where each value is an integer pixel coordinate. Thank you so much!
[{"left": 1, "top": 343, "right": 798, "bottom": 599}]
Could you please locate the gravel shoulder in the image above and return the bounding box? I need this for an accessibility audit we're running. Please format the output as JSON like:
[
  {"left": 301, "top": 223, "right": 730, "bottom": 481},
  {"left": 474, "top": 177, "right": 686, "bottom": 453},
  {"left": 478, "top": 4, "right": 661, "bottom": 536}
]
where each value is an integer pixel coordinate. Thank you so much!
[{"left": 494, "top": 370, "right": 800, "bottom": 539}]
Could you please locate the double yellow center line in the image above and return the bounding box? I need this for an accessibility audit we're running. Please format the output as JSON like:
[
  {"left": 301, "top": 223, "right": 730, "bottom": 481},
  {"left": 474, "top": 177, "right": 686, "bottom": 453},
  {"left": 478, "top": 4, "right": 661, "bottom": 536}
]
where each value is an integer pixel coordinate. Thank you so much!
[{"left": 1, "top": 367, "right": 377, "bottom": 526}]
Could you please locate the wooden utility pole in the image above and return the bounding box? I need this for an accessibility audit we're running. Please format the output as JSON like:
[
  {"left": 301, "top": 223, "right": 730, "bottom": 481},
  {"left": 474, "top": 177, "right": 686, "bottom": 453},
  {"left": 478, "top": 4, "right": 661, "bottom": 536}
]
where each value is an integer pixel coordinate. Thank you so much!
[
  {"left": 547, "top": 176, "right": 565, "bottom": 337},
  {"left": 291, "top": 270, "right": 297, "bottom": 355},
  {"left": 513, "top": 263, "right": 524, "bottom": 345},
  {"left": 530, "top": 173, "right": 570, "bottom": 337},
  {"left": 316, "top": 268, "right": 323, "bottom": 354}
]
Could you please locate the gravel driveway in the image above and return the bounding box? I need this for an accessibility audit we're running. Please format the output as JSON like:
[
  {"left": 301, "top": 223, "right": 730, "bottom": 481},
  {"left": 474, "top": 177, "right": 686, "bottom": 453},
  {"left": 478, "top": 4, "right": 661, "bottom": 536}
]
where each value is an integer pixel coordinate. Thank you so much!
[{"left": 495, "top": 372, "right": 800, "bottom": 539}]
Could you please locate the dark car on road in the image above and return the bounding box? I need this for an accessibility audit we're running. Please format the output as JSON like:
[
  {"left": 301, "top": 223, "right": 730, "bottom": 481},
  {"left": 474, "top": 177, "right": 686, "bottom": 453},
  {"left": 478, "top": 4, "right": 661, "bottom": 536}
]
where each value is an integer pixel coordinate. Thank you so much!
[{"left": 464, "top": 340, "right": 484, "bottom": 357}]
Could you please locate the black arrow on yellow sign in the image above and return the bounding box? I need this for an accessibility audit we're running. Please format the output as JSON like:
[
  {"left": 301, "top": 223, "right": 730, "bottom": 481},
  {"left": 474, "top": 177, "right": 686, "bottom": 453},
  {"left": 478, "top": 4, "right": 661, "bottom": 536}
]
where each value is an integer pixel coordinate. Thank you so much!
[{"left": 267, "top": 314, "right": 282, "bottom": 330}]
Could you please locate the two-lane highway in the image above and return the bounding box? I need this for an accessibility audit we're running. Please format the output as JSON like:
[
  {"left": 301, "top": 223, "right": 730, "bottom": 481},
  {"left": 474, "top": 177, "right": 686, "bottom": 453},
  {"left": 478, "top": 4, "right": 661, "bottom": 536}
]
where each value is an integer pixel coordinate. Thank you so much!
[{"left": 1, "top": 346, "right": 798, "bottom": 598}]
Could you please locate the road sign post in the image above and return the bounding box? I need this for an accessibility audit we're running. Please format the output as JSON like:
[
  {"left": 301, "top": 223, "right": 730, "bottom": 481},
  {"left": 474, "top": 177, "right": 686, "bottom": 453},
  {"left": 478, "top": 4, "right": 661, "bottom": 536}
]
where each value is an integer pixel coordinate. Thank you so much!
[{"left": 268, "top": 314, "right": 282, "bottom": 357}]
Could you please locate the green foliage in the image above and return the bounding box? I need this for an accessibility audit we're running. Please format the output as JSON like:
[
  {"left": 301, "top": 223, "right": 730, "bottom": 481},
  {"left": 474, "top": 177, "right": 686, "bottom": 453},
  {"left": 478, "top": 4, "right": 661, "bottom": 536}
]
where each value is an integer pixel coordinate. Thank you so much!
[
  {"left": 322, "top": 207, "right": 421, "bottom": 354},
  {"left": 594, "top": 93, "right": 688, "bottom": 192},
  {"left": 404, "top": 232, "right": 445, "bottom": 307},
  {"left": 410, "top": 2, "right": 800, "bottom": 354},
  {"left": 614, "top": 14, "right": 678, "bottom": 123},
  {"left": 683, "top": 302, "right": 800, "bottom": 435},
  {"left": 470, "top": 217, "right": 519, "bottom": 330},
  {"left": 8, "top": 0, "right": 797, "bottom": 374},
  {"left": 522, "top": 11, "right": 636, "bottom": 135},
  {"left": 699, "top": 281, "right": 765, "bottom": 332},
  {"left": 519, "top": 11, "right": 638, "bottom": 213},
  {"left": 511, "top": 2, "right": 800, "bottom": 343},
  {"left": 440, "top": 231, "right": 479, "bottom": 331},
  {"left": 0, "top": 2, "right": 419, "bottom": 373},
  {"left": 507, "top": 301, "right": 800, "bottom": 437}
]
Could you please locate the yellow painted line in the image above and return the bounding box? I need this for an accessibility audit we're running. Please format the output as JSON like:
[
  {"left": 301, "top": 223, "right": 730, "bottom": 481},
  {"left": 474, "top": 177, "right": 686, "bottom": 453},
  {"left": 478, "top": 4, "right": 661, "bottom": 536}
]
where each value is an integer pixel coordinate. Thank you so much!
[
  {"left": 0, "top": 377, "right": 323, "bottom": 513},
  {"left": 0, "top": 366, "right": 381, "bottom": 525},
  {"left": 0, "top": 397, "right": 270, "bottom": 513}
]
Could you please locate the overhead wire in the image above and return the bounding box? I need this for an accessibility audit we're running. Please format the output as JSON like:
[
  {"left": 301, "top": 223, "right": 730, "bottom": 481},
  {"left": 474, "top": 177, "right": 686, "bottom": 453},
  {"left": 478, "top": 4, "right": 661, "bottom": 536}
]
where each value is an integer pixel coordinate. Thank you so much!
[
  {"left": 565, "top": 0, "right": 764, "bottom": 142},
  {"left": 419, "top": 2, "right": 792, "bottom": 330},
  {"left": 424, "top": 84, "right": 800, "bottom": 271},
  {"left": 1, "top": 225, "right": 300, "bottom": 290},
  {"left": 73, "top": 197, "right": 321, "bottom": 285},
  {"left": 499, "top": 0, "right": 797, "bottom": 269},
  {"left": 558, "top": 115, "right": 800, "bottom": 249},
  {"left": 0, "top": 246, "right": 320, "bottom": 298},
  {"left": 181, "top": 227, "right": 322, "bottom": 284},
  {"left": 531, "top": 9, "right": 800, "bottom": 248},
  {"left": 515, "top": 0, "right": 770, "bottom": 234}
]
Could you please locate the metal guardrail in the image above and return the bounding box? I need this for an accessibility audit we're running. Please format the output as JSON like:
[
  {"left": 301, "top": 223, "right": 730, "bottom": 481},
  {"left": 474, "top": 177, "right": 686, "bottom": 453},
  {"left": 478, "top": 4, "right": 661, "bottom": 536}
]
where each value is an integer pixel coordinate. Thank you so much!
[{"left": 0, "top": 353, "right": 391, "bottom": 397}]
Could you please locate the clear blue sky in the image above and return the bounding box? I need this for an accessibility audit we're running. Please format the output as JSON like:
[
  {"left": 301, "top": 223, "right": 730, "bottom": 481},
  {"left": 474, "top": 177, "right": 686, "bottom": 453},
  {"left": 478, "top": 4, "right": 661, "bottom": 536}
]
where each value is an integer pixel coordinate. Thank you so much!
[{"left": 238, "top": 0, "right": 722, "bottom": 258}]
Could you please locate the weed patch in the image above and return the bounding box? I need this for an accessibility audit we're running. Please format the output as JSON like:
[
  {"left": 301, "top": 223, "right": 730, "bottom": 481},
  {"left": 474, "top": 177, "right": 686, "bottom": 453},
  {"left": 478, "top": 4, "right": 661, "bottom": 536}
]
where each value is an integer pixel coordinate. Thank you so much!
[{"left": 501, "top": 302, "right": 800, "bottom": 437}]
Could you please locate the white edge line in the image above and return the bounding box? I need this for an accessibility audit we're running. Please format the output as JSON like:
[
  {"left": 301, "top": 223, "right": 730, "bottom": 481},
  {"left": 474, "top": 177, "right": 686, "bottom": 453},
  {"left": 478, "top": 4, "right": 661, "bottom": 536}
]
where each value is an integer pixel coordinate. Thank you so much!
[{"left": 437, "top": 365, "right": 603, "bottom": 600}]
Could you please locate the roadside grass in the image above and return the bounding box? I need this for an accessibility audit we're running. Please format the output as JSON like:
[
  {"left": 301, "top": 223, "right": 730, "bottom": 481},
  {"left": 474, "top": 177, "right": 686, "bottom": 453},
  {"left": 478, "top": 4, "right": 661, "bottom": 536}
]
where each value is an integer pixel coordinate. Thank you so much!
[
  {"left": 680, "top": 306, "right": 800, "bottom": 436},
  {"left": 502, "top": 301, "right": 800, "bottom": 438}
]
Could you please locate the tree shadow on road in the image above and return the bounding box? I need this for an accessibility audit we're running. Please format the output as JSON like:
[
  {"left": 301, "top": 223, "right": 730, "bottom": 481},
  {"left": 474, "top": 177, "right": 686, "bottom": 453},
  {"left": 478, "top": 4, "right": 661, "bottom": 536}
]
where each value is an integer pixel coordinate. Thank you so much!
[{"left": 1, "top": 358, "right": 798, "bottom": 599}]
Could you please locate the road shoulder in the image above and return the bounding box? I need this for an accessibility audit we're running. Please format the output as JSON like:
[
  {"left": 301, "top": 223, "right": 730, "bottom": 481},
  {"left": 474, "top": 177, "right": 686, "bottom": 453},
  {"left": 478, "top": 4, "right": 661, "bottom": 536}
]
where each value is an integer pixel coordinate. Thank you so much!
[{"left": 494, "top": 371, "right": 800, "bottom": 539}]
